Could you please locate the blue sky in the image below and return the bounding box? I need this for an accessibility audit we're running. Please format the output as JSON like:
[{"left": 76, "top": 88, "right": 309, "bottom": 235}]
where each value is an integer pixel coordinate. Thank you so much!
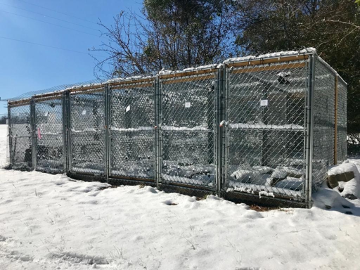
[{"left": 0, "top": 0, "right": 142, "bottom": 115}]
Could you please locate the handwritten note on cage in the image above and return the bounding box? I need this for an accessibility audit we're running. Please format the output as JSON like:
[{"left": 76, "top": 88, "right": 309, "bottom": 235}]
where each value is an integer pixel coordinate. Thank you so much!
[
  {"left": 126, "top": 105, "right": 130, "bottom": 112},
  {"left": 185, "top": 102, "right": 191, "bottom": 108},
  {"left": 260, "top": 100, "right": 268, "bottom": 107}
]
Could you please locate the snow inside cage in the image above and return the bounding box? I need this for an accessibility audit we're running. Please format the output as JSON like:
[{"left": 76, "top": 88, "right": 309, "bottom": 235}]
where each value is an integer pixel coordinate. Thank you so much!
[{"left": 7, "top": 48, "right": 347, "bottom": 208}]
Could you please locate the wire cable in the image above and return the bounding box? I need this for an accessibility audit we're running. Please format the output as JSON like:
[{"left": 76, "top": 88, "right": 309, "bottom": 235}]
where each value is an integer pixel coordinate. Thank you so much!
[
  {"left": 0, "top": 1, "right": 99, "bottom": 31},
  {"left": 0, "top": 9, "right": 99, "bottom": 37},
  {"left": 0, "top": 35, "right": 89, "bottom": 55},
  {"left": 16, "top": 0, "right": 98, "bottom": 25}
]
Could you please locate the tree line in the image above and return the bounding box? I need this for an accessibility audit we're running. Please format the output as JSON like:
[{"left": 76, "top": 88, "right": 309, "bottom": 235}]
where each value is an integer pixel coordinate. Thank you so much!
[{"left": 92, "top": 0, "right": 360, "bottom": 138}]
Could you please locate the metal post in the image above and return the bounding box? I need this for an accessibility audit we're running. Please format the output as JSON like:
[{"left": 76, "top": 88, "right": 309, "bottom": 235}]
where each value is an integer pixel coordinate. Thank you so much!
[
  {"left": 66, "top": 91, "right": 72, "bottom": 173},
  {"left": 7, "top": 105, "right": 13, "bottom": 167},
  {"left": 104, "top": 84, "right": 111, "bottom": 181},
  {"left": 62, "top": 91, "right": 69, "bottom": 173},
  {"left": 334, "top": 76, "right": 338, "bottom": 165},
  {"left": 305, "top": 54, "right": 315, "bottom": 208},
  {"left": 30, "top": 99, "right": 37, "bottom": 170},
  {"left": 222, "top": 67, "right": 229, "bottom": 193},
  {"left": 155, "top": 76, "right": 162, "bottom": 188},
  {"left": 215, "top": 67, "right": 225, "bottom": 196}
]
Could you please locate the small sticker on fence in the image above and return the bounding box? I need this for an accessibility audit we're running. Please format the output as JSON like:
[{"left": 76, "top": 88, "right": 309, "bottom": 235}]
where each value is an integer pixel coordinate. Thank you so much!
[
  {"left": 260, "top": 100, "right": 268, "bottom": 107},
  {"left": 185, "top": 102, "right": 191, "bottom": 108},
  {"left": 82, "top": 110, "right": 87, "bottom": 115},
  {"left": 126, "top": 105, "right": 131, "bottom": 112}
]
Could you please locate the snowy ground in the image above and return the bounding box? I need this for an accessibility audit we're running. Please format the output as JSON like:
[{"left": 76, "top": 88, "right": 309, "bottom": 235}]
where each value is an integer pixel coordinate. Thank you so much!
[{"left": 0, "top": 124, "right": 360, "bottom": 270}]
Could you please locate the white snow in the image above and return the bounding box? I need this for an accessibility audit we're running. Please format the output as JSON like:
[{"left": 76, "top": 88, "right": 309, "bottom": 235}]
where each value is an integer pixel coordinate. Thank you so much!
[
  {"left": 162, "top": 125, "right": 209, "bottom": 131},
  {"left": 229, "top": 123, "right": 304, "bottom": 130},
  {"left": 1, "top": 124, "right": 360, "bottom": 269},
  {"left": 224, "top": 48, "right": 316, "bottom": 64}
]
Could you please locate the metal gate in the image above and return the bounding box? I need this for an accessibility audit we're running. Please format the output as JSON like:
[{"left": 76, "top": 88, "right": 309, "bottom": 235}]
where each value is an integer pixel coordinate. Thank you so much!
[
  {"left": 34, "top": 96, "right": 64, "bottom": 173},
  {"left": 109, "top": 78, "right": 156, "bottom": 181},
  {"left": 69, "top": 88, "right": 106, "bottom": 175},
  {"left": 158, "top": 68, "right": 219, "bottom": 189},
  {"left": 224, "top": 58, "right": 310, "bottom": 199},
  {"left": 8, "top": 103, "right": 32, "bottom": 170}
]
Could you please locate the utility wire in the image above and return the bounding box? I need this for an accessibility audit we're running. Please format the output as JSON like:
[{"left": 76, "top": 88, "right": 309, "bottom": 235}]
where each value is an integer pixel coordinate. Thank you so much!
[
  {"left": 16, "top": 0, "right": 98, "bottom": 25},
  {"left": 0, "top": 9, "right": 99, "bottom": 37},
  {"left": 0, "top": 1, "right": 99, "bottom": 31},
  {"left": 0, "top": 35, "right": 89, "bottom": 55}
]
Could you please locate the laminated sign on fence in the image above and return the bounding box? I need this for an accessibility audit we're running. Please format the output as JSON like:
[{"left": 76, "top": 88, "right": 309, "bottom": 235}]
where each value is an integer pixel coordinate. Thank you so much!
[{"left": 7, "top": 48, "right": 347, "bottom": 208}]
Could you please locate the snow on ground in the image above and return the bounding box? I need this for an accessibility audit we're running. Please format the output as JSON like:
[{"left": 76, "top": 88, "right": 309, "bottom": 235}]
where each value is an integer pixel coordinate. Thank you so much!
[{"left": 0, "top": 124, "right": 360, "bottom": 270}]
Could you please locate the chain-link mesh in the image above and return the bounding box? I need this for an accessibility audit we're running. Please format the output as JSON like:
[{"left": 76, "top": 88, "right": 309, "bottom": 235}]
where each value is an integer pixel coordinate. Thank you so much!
[
  {"left": 159, "top": 71, "right": 217, "bottom": 188},
  {"left": 225, "top": 60, "right": 309, "bottom": 199},
  {"left": 9, "top": 104, "right": 32, "bottom": 170},
  {"left": 6, "top": 51, "right": 347, "bottom": 207},
  {"left": 110, "top": 81, "right": 155, "bottom": 180},
  {"left": 70, "top": 90, "right": 105, "bottom": 174},
  {"left": 35, "top": 98, "right": 64, "bottom": 173},
  {"left": 337, "top": 80, "right": 347, "bottom": 163},
  {"left": 312, "top": 59, "right": 335, "bottom": 188}
]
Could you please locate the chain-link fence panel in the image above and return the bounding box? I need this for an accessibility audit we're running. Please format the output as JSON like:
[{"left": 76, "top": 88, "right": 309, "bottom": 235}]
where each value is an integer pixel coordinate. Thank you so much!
[
  {"left": 225, "top": 60, "right": 309, "bottom": 199},
  {"left": 69, "top": 90, "right": 105, "bottom": 175},
  {"left": 110, "top": 80, "right": 155, "bottom": 180},
  {"left": 337, "top": 80, "right": 347, "bottom": 163},
  {"left": 35, "top": 97, "right": 64, "bottom": 173},
  {"left": 159, "top": 71, "right": 218, "bottom": 189},
  {"left": 9, "top": 104, "right": 32, "bottom": 170},
  {"left": 312, "top": 58, "right": 335, "bottom": 188}
]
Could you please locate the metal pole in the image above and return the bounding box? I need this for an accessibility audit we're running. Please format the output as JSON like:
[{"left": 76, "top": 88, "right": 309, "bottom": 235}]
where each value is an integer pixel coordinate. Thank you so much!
[
  {"left": 30, "top": 99, "right": 37, "bottom": 171},
  {"left": 62, "top": 92, "right": 68, "bottom": 173},
  {"left": 156, "top": 76, "right": 163, "bottom": 188},
  {"left": 66, "top": 91, "right": 72, "bottom": 173},
  {"left": 222, "top": 67, "right": 229, "bottom": 193},
  {"left": 334, "top": 76, "right": 338, "bottom": 165},
  {"left": 154, "top": 76, "right": 159, "bottom": 187},
  {"left": 216, "top": 67, "right": 225, "bottom": 196},
  {"left": 104, "top": 84, "right": 111, "bottom": 181},
  {"left": 305, "top": 54, "right": 315, "bottom": 208},
  {"left": 7, "top": 105, "right": 13, "bottom": 167}
]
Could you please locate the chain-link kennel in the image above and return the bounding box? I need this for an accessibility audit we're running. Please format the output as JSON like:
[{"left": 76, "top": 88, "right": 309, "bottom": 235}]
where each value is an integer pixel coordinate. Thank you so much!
[
  {"left": 158, "top": 68, "right": 218, "bottom": 190},
  {"left": 7, "top": 49, "right": 347, "bottom": 207},
  {"left": 69, "top": 87, "right": 106, "bottom": 175},
  {"left": 34, "top": 96, "right": 64, "bottom": 173},
  {"left": 223, "top": 56, "right": 310, "bottom": 201},
  {"left": 8, "top": 103, "right": 32, "bottom": 170},
  {"left": 109, "top": 78, "right": 156, "bottom": 181}
]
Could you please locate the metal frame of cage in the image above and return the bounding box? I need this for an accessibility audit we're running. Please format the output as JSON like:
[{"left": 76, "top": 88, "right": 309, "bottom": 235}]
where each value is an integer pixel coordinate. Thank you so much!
[{"left": 7, "top": 50, "right": 347, "bottom": 208}]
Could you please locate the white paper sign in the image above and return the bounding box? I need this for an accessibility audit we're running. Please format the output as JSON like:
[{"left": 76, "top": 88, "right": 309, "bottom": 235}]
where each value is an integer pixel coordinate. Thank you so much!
[
  {"left": 82, "top": 110, "right": 87, "bottom": 115},
  {"left": 260, "top": 100, "right": 268, "bottom": 107},
  {"left": 126, "top": 105, "right": 130, "bottom": 112},
  {"left": 185, "top": 102, "right": 191, "bottom": 108}
]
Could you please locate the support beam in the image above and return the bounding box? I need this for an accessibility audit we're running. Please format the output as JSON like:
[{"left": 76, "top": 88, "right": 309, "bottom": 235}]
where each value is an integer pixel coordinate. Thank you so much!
[{"left": 334, "top": 76, "right": 338, "bottom": 165}]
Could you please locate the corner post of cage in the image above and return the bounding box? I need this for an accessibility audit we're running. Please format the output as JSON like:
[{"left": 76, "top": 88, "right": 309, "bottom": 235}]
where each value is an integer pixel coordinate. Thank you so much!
[
  {"left": 7, "top": 104, "right": 13, "bottom": 167},
  {"left": 104, "top": 84, "right": 111, "bottom": 181},
  {"left": 334, "top": 75, "right": 338, "bottom": 165},
  {"left": 154, "top": 75, "right": 161, "bottom": 188},
  {"left": 30, "top": 98, "right": 37, "bottom": 171},
  {"left": 305, "top": 53, "right": 315, "bottom": 208}
]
